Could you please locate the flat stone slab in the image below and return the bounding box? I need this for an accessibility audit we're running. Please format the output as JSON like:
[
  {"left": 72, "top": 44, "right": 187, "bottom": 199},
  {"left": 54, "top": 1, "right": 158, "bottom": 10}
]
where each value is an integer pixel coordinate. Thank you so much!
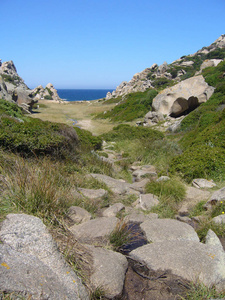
[
  {"left": 89, "top": 173, "right": 143, "bottom": 195},
  {"left": 140, "top": 219, "right": 199, "bottom": 243},
  {"left": 130, "top": 240, "right": 225, "bottom": 289},
  {"left": 132, "top": 165, "right": 157, "bottom": 182},
  {"left": 77, "top": 188, "right": 108, "bottom": 199},
  {"left": 102, "top": 203, "right": 125, "bottom": 217},
  {"left": 133, "top": 193, "right": 159, "bottom": 211},
  {"left": 90, "top": 174, "right": 132, "bottom": 195},
  {"left": 0, "top": 214, "right": 88, "bottom": 300},
  {"left": 192, "top": 178, "right": 216, "bottom": 189},
  {"left": 124, "top": 212, "right": 158, "bottom": 224},
  {"left": 66, "top": 206, "right": 92, "bottom": 225},
  {"left": 69, "top": 217, "right": 119, "bottom": 244},
  {"left": 87, "top": 245, "right": 128, "bottom": 299},
  {"left": 179, "top": 186, "right": 211, "bottom": 216}
]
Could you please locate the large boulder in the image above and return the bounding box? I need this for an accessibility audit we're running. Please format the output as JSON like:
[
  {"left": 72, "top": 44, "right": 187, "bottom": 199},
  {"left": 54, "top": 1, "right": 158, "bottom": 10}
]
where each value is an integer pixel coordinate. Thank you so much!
[
  {"left": 152, "top": 75, "right": 214, "bottom": 117},
  {"left": 130, "top": 238, "right": 225, "bottom": 290},
  {"left": 140, "top": 219, "right": 199, "bottom": 243},
  {"left": 0, "top": 214, "right": 88, "bottom": 299}
]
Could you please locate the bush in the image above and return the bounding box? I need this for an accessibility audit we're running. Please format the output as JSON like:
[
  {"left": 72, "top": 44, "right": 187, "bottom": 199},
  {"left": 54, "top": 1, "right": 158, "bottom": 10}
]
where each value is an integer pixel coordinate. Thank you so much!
[
  {"left": 44, "top": 95, "right": 53, "bottom": 100},
  {"left": 170, "top": 61, "right": 225, "bottom": 182},
  {"left": 101, "top": 124, "right": 164, "bottom": 142},
  {"left": 0, "top": 116, "right": 79, "bottom": 158},
  {"left": 96, "top": 89, "right": 158, "bottom": 122},
  {"left": 145, "top": 178, "right": 186, "bottom": 203},
  {"left": 0, "top": 99, "right": 24, "bottom": 119},
  {"left": 75, "top": 127, "right": 102, "bottom": 150}
]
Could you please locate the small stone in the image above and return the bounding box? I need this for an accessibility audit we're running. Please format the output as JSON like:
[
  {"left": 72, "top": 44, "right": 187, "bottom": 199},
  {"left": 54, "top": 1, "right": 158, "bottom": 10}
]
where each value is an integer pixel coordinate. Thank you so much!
[
  {"left": 102, "top": 203, "right": 125, "bottom": 217},
  {"left": 66, "top": 206, "right": 92, "bottom": 225}
]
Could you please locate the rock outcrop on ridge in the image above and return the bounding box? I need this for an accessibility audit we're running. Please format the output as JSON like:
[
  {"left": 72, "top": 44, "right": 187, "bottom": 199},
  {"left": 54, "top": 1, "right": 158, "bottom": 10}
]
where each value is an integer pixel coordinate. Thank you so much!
[
  {"left": 106, "top": 35, "right": 225, "bottom": 101},
  {"left": 31, "top": 83, "right": 61, "bottom": 101},
  {"left": 0, "top": 59, "right": 62, "bottom": 112}
]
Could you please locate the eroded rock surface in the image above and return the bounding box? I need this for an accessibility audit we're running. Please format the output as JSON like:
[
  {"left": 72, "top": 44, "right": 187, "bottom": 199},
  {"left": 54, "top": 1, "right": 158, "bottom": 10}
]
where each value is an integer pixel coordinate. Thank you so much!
[{"left": 0, "top": 214, "right": 88, "bottom": 299}]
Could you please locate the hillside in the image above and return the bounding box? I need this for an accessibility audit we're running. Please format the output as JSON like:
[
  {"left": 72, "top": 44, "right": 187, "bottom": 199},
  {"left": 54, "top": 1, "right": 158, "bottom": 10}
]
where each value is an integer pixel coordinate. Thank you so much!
[
  {"left": 96, "top": 35, "right": 225, "bottom": 123},
  {"left": 0, "top": 35, "right": 225, "bottom": 299}
]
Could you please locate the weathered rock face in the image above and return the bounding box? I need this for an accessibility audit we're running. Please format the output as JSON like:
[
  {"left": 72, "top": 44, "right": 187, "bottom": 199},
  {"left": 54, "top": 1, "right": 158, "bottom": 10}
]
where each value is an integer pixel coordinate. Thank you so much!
[
  {"left": 151, "top": 75, "right": 214, "bottom": 117},
  {"left": 0, "top": 60, "right": 61, "bottom": 111},
  {"left": 0, "top": 60, "right": 35, "bottom": 111},
  {"left": 105, "top": 35, "right": 225, "bottom": 101},
  {"left": 0, "top": 214, "right": 89, "bottom": 300},
  {"left": 31, "top": 83, "right": 61, "bottom": 101}
]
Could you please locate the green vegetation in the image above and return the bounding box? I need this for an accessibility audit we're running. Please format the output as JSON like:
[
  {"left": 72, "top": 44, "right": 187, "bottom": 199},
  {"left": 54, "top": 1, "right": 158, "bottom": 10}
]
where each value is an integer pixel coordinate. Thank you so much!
[
  {"left": 96, "top": 89, "right": 158, "bottom": 122},
  {"left": 145, "top": 178, "right": 186, "bottom": 203},
  {"left": 44, "top": 95, "right": 53, "bottom": 100},
  {"left": 0, "top": 99, "right": 24, "bottom": 119},
  {"left": 180, "top": 281, "right": 225, "bottom": 300},
  {"left": 1, "top": 74, "right": 20, "bottom": 84},
  {"left": 169, "top": 61, "right": 225, "bottom": 182},
  {"left": 101, "top": 124, "right": 163, "bottom": 142},
  {"left": 1, "top": 42, "right": 225, "bottom": 299},
  {"left": 146, "top": 178, "right": 186, "bottom": 218},
  {"left": 109, "top": 220, "right": 139, "bottom": 252}
]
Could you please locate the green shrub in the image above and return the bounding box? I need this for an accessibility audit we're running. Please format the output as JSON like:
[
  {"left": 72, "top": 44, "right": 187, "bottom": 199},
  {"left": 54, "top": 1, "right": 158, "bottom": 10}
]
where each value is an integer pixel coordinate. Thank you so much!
[
  {"left": 101, "top": 124, "right": 164, "bottom": 142},
  {"left": 181, "top": 281, "right": 225, "bottom": 300},
  {"left": 196, "top": 220, "right": 225, "bottom": 242},
  {"left": 44, "top": 95, "right": 53, "bottom": 100},
  {"left": 170, "top": 61, "right": 225, "bottom": 182},
  {"left": 74, "top": 127, "right": 102, "bottom": 150},
  {"left": 0, "top": 99, "right": 24, "bottom": 119},
  {"left": 169, "top": 145, "right": 225, "bottom": 183},
  {"left": 0, "top": 116, "right": 79, "bottom": 158},
  {"left": 96, "top": 89, "right": 158, "bottom": 122},
  {"left": 211, "top": 201, "right": 225, "bottom": 218},
  {"left": 151, "top": 77, "right": 173, "bottom": 89},
  {"left": 145, "top": 178, "right": 186, "bottom": 203}
]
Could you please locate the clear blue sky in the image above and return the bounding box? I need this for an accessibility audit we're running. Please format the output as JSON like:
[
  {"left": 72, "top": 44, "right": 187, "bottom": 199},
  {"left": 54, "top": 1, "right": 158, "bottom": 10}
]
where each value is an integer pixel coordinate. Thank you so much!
[{"left": 1, "top": 0, "right": 225, "bottom": 89}]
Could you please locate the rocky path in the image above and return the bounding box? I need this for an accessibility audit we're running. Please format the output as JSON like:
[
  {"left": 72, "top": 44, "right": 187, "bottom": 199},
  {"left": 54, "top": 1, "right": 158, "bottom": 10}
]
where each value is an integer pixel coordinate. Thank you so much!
[{"left": 1, "top": 147, "right": 225, "bottom": 299}]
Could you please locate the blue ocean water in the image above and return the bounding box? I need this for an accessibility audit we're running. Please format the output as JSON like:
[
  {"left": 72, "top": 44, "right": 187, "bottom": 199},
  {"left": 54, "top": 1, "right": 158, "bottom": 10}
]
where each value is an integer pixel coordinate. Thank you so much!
[{"left": 57, "top": 89, "right": 114, "bottom": 102}]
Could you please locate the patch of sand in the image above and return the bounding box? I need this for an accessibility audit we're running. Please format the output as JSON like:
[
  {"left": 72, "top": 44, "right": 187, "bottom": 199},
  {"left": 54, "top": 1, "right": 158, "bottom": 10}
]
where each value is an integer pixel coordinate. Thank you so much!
[{"left": 76, "top": 119, "right": 93, "bottom": 131}]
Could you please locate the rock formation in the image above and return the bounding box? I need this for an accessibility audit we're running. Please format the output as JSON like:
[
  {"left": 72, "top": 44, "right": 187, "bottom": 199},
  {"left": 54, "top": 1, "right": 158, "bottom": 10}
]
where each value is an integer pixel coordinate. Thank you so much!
[
  {"left": 31, "top": 83, "right": 61, "bottom": 101},
  {"left": 151, "top": 75, "right": 214, "bottom": 117},
  {"left": 106, "top": 35, "right": 225, "bottom": 101},
  {"left": 0, "top": 60, "right": 36, "bottom": 112},
  {"left": 0, "top": 60, "right": 62, "bottom": 112}
]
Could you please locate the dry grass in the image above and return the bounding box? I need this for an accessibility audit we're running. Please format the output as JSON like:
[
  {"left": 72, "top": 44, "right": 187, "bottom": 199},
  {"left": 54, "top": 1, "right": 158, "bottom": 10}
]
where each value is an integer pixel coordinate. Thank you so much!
[{"left": 31, "top": 100, "right": 116, "bottom": 135}]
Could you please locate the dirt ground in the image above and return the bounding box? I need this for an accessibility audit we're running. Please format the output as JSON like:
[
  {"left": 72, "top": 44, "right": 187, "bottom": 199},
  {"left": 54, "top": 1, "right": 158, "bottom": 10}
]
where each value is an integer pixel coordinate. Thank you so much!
[
  {"left": 31, "top": 99, "right": 117, "bottom": 135},
  {"left": 120, "top": 259, "right": 191, "bottom": 300}
]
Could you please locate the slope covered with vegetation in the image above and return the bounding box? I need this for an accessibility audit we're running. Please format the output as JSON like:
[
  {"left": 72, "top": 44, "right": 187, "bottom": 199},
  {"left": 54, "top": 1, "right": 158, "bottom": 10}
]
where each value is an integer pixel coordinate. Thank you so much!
[{"left": 170, "top": 60, "right": 225, "bottom": 182}]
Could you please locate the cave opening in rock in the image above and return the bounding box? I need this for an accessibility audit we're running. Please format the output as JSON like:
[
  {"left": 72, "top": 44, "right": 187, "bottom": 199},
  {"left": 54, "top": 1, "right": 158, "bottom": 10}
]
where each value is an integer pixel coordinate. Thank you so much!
[{"left": 170, "top": 96, "right": 200, "bottom": 118}]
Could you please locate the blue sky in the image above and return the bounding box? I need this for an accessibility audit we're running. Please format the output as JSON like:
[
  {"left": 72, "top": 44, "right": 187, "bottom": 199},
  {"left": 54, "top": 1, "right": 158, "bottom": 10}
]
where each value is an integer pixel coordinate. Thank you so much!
[{"left": 1, "top": 0, "right": 225, "bottom": 89}]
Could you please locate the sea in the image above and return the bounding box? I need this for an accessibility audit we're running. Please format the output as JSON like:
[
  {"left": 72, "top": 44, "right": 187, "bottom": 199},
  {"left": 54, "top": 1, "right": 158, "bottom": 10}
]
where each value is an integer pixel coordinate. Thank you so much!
[{"left": 57, "top": 89, "right": 114, "bottom": 102}]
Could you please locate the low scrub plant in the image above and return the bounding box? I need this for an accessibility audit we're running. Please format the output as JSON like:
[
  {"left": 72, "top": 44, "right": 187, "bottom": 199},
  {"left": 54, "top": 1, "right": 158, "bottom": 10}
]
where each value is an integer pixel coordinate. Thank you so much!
[
  {"left": 109, "top": 220, "right": 140, "bottom": 252},
  {"left": 101, "top": 124, "right": 164, "bottom": 142},
  {"left": 0, "top": 98, "right": 25, "bottom": 119},
  {"left": 211, "top": 201, "right": 225, "bottom": 218},
  {"left": 196, "top": 218, "right": 225, "bottom": 242},
  {"left": 149, "top": 197, "right": 178, "bottom": 219},
  {"left": 145, "top": 177, "right": 186, "bottom": 203},
  {"left": 189, "top": 201, "right": 207, "bottom": 218},
  {"left": 96, "top": 89, "right": 158, "bottom": 122},
  {"left": 180, "top": 281, "right": 225, "bottom": 299},
  {"left": 1, "top": 157, "right": 75, "bottom": 221}
]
